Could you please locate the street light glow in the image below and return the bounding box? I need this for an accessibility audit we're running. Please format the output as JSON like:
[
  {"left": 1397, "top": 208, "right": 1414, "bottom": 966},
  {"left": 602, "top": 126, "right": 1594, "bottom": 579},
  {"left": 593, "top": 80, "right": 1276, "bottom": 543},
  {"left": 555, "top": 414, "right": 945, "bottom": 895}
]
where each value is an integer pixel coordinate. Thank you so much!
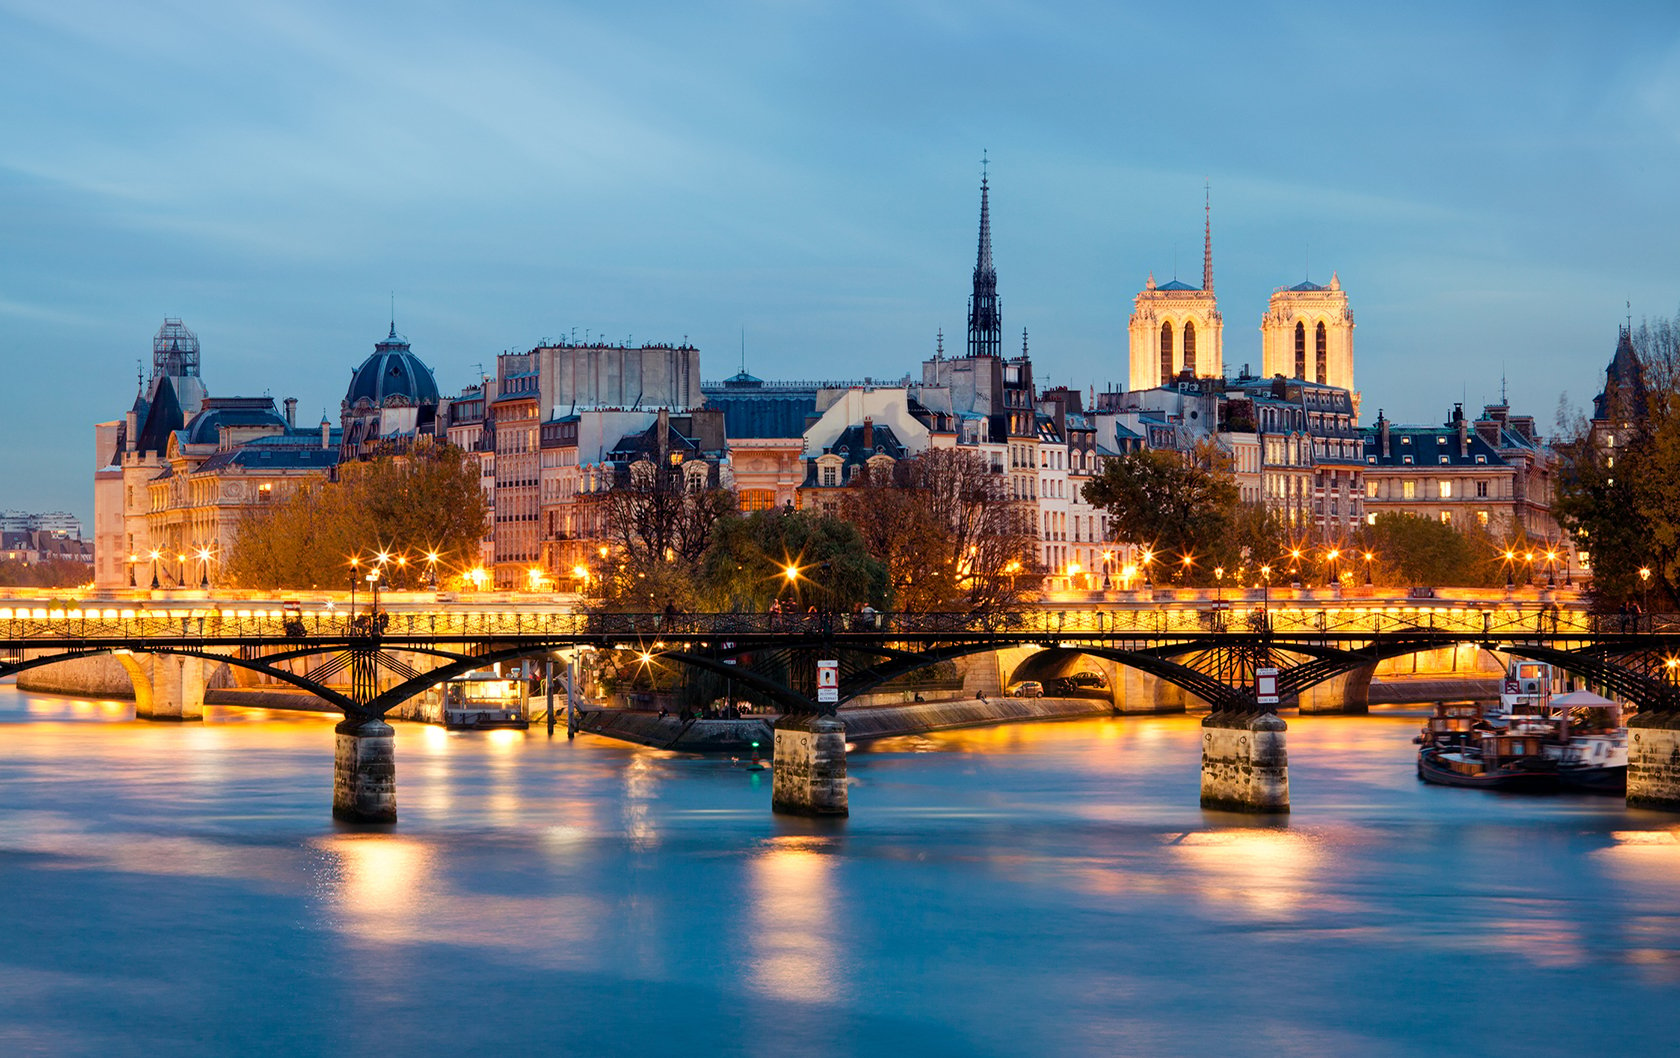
[{"left": 784, "top": 564, "right": 800, "bottom": 582}]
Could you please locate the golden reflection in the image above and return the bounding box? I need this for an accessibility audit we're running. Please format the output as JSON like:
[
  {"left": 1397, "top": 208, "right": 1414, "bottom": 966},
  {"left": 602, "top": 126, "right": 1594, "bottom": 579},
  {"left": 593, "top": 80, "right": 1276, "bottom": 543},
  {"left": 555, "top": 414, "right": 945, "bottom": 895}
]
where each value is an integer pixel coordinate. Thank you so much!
[
  {"left": 623, "top": 755, "right": 659, "bottom": 849},
  {"left": 1171, "top": 828, "right": 1325, "bottom": 919},
  {"left": 315, "top": 834, "right": 432, "bottom": 943},
  {"left": 750, "top": 836, "right": 841, "bottom": 1003},
  {"left": 1598, "top": 828, "right": 1680, "bottom": 890}
]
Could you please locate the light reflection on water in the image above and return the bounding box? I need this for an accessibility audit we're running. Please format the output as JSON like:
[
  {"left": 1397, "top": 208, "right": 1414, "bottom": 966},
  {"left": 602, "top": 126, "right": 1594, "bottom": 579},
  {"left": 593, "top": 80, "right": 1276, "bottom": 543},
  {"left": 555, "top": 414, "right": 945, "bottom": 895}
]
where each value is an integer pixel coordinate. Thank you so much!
[{"left": 1, "top": 683, "right": 1678, "bottom": 1056}]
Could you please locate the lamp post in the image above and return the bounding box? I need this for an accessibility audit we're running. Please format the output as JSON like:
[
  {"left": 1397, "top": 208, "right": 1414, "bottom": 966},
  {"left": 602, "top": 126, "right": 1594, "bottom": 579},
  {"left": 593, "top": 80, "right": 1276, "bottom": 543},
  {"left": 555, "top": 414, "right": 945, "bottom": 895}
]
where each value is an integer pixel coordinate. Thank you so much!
[
  {"left": 1503, "top": 549, "right": 1516, "bottom": 591},
  {"left": 349, "top": 556, "right": 361, "bottom": 620},
  {"left": 1260, "top": 563, "right": 1272, "bottom": 617},
  {"left": 148, "top": 548, "right": 162, "bottom": 590},
  {"left": 1363, "top": 550, "right": 1374, "bottom": 587},
  {"left": 425, "top": 551, "right": 440, "bottom": 589},
  {"left": 1179, "top": 553, "right": 1194, "bottom": 585},
  {"left": 1326, "top": 548, "right": 1341, "bottom": 589},
  {"left": 1101, "top": 550, "right": 1113, "bottom": 591},
  {"left": 1214, "top": 566, "right": 1225, "bottom": 607},
  {"left": 366, "top": 568, "right": 381, "bottom": 633},
  {"left": 127, "top": 553, "right": 137, "bottom": 588},
  {"left": 1544, "top": 549, "right": 1558, "bottom": 588},
  {"left": 1141, "top": 549, "right": 1154, "bottom": 589},
  {"left": 196, "top": 547, "right": 212, "bottom": 590},
  {"left": 1639, "top": 566, "right": 1652, "bottom": 624}
]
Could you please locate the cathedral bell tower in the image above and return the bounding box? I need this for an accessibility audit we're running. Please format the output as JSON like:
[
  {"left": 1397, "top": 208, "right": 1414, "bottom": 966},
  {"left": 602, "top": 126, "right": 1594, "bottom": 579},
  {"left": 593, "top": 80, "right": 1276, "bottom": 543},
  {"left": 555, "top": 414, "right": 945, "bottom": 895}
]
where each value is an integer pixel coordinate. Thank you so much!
[{"left": 1127, "top": 187, "right": 1224, "bottom": 390}]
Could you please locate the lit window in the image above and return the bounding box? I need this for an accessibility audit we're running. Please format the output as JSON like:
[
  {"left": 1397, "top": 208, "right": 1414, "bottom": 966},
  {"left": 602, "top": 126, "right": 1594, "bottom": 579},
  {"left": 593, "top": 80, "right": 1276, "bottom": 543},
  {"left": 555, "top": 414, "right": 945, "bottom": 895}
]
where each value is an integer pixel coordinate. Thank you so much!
[
  {"left": 1367, "top": 513, "right": 1377, "bottom": 525},
  {"left": 1403, "top": 481, "right": 1416, "bottom": 499},
  {"left": 1438, "top": 481, "right": 1452, "bottom": 499},
  {"left": 1440, "top": 511, "right": 1452, "bottom": 524},
  {"left": 1477, "top": 511, "right": 1489, "bottom": 526},
  {"left": 1366, "top": 481, "right": 1377, "bottom": 498}
]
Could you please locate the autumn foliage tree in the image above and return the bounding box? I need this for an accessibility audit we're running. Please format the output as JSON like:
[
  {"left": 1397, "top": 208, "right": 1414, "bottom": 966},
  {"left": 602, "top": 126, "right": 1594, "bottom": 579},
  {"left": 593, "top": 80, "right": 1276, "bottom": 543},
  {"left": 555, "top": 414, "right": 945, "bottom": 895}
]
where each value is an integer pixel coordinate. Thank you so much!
[
  {"left": 222, "top": 439, "right": 487, "bottom": 589},
  {"left": 840, "top": 447, "right": 1040, "bottom": 610},
  {"left": 1081, "top": 443, "right": 1239, "bottom": 575}
]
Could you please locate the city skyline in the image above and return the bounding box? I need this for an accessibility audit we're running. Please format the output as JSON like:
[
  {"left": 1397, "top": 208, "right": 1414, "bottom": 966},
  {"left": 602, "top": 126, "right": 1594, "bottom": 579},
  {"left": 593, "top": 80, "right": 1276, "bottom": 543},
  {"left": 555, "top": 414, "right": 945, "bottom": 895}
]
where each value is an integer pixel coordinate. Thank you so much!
[{"left": 5, "top": 1, "right": 1680, "bottom": 519}]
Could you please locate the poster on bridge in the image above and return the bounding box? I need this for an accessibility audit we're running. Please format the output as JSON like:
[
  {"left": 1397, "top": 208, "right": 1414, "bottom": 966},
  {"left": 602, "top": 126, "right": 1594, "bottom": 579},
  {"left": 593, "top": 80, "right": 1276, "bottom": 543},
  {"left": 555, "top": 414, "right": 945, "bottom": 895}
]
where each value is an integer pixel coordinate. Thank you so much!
[
  {"left": 817, "top": 660, "right": 839, "bottom": 704},
  {"left": 1257, "top": 667, "right": 1279, "bottom": 705}
]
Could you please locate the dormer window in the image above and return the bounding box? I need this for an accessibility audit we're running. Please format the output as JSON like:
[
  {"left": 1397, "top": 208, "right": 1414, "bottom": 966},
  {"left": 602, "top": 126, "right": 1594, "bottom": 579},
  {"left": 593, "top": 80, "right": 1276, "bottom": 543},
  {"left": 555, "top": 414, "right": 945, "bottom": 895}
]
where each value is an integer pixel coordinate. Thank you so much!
[
  {"left": 1402, "top": 455, "right": 1413, "bottom": 465},
  {"left": 1436, "top": 436, "right": 1447, "bottom": 444},
  {"left": 1439, "top": 456, "right": 1449, "bottom": 465},
  {"left": 1401, "top": 436, "right": 1411, "bottom": 445},
  {"left": 1475, "top": 455, "right": 1486, "bottom": 464}
]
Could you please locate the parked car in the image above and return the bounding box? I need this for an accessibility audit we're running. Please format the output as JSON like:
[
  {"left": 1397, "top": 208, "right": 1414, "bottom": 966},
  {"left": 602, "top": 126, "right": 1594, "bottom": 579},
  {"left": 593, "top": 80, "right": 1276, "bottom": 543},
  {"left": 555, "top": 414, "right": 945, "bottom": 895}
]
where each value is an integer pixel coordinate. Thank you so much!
[{"left": 1009, "top": 681, "right": 1043, "bottom": 698}]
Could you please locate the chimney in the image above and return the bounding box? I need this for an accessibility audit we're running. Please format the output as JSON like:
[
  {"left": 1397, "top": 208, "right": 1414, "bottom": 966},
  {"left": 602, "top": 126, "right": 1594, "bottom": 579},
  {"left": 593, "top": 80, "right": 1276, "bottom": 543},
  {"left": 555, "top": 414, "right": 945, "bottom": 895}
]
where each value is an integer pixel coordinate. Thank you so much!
[
  {"left": 1457, "top": 407, "right": 1470, "bottom": 458},
  {"left": 283, "top": 397, "right": 297, "bottom": 429},
  {"left": 863, "top": 416, "right": 874, "bottom": 450},
  {"left": 1378, "top": 410, "right": 1390, "bottom": 459},
  {"left": 657, "top": 407, "right": 670, "bottom": 464},
  {"left": 320, "top": 417, "right": 331, "bottom": 450}
]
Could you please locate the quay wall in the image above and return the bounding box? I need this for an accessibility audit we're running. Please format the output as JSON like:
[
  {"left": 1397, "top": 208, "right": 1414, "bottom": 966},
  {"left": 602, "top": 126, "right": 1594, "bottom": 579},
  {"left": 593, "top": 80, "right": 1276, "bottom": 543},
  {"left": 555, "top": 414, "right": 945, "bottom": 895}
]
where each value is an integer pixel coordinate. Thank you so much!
[{"left": 576, "top": 696, "right": 1115, "bottom": 752}]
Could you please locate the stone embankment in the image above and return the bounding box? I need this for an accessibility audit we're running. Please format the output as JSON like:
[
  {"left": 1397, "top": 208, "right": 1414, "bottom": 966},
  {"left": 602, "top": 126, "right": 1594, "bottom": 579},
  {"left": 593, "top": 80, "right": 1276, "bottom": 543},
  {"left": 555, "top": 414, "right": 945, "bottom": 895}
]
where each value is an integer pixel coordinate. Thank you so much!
[{"left": 576, "top": 695, "right": 1114, "bottom": 752}]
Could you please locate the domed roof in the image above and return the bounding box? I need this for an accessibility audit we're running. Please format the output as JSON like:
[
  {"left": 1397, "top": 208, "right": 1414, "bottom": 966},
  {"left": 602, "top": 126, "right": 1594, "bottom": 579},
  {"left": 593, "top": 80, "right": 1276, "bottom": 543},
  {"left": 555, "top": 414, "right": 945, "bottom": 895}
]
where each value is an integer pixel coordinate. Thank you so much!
[
  {"left": 346, "top": 325, "right": 440, "bottom": 409},
  {"left": 184, "top": 398, "right": 288, "bottom": 445}
]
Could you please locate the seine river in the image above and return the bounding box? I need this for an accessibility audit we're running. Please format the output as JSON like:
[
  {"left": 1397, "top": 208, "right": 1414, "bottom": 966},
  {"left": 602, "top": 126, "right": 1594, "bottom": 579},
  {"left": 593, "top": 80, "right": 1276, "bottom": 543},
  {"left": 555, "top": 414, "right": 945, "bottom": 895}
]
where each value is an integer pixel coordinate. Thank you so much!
[{"left": 1, "top": 684, "right": 1676, "bottom": 1057}]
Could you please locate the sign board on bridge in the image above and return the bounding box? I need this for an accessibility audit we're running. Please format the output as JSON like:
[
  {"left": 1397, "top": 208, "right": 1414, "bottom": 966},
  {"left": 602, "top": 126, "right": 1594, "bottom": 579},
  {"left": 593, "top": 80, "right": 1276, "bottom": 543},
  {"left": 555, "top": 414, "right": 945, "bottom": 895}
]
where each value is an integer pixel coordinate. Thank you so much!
[
  {"left": 1256, "top": 667, "right": 1279, "bottom": 706},
  {"left": 817, "top": 659, "right": 839, "bottom": 704}
]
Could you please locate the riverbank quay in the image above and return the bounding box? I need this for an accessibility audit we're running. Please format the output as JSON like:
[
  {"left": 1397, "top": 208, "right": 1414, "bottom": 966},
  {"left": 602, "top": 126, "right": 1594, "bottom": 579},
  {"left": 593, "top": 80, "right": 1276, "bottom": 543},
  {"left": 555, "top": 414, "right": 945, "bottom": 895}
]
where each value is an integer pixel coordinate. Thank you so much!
[{"left": 575, "top": 696, "right": 1117, "bottom": 751}]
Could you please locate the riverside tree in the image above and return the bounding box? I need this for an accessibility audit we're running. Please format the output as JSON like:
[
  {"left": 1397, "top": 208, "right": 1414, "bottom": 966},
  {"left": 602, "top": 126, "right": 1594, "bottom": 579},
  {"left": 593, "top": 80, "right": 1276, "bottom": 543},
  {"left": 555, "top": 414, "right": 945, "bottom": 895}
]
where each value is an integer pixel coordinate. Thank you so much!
[
  {"left": 222, "top": 439, "right": 487, "bottom": 590},
  {"left": 839, "top": 447, "right": 1040, "bottom": 611},
  {"left": 1080, "top": 442, "right": 1239, "bottom": 577}
]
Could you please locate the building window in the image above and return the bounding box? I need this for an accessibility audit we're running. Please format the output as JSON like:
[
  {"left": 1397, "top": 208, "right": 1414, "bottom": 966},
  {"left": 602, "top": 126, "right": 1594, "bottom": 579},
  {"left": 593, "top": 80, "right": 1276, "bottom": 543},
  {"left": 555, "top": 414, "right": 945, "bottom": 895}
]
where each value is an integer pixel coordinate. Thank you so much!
[
  {"left": 1160, "top": 321, "right": 1174, "bottom": 381},
  {"left": 257, "top": 483, "right": 272, "bottom": 502},
  {"left": 1403, "top": 481, "right": 1416, "bottom": 499},
  {"left": 821, "top": 465, "right": 837, "bottom": 487},
  {"left": 1440, "top": 511, "right": 1452, "bottom": 524},
  {"left": 1477, "top": 510, "right": 1490, "bottom": 525},
  {"left": 1184, "top": 320, "right": 1197, "bottom": 375},
  {"left": 1366, "top": 480, "right": 1377, "bottom": 498},
  {"left": 1294, "top": 321, "right": 1306, "bottom": 379},
  {"left": 1367, "top": 513, "right": 1377, "bottom": 526},
  {"left": 1315, "top": 321, "right": 1327, "bottom": 384},
  {"left": 1476, "top": 481, "right": 1488, "bottom": 498},
  {"left": 1438, "top": 481, "right": 1452, "bottom": 499}
]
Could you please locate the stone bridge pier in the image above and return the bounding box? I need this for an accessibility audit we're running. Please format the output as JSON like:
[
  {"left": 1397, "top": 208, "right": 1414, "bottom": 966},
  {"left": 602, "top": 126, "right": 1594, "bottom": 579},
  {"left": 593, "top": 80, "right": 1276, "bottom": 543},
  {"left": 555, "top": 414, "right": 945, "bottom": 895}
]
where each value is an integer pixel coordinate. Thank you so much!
[
  {"left": 334, "top": 718, "right": 397, "bottom": 823},
  {"left": 771, "top": 713, "right": 848, "bottom": 816},
  {"left": 1200, "top": 710, "right": 1289, "bottom": 813}
]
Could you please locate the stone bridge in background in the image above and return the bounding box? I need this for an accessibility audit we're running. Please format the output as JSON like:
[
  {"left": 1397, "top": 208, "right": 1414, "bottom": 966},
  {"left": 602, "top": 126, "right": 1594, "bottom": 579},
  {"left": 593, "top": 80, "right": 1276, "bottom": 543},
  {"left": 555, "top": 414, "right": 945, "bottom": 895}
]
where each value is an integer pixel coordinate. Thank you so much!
[{"left": 3, "top": 601, "right": 1679, "bottom": 821}]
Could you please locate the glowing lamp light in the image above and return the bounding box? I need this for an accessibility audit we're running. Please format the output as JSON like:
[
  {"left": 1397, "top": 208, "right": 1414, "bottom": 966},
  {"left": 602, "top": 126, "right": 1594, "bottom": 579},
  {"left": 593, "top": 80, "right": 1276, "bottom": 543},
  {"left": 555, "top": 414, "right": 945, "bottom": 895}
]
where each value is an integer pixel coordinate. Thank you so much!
[{"left": 783, "top": 564, "right": 800, "bottom": 582}]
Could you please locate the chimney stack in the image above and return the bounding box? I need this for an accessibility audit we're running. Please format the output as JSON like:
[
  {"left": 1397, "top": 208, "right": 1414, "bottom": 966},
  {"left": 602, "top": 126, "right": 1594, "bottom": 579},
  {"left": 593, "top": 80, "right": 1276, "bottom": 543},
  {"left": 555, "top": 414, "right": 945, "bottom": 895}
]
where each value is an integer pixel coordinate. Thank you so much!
[
  {"left": 862, "top": 416, "right": 874, "bottom": 450},
  {"left": 320, "top": 417, "right": 331, "bottom": 450},
  {"left": 283, "top": 397, "right": 297, "bottom": 429},
  {"left": 1378, "top": 410, "right": 1390, "bottom": 459}
]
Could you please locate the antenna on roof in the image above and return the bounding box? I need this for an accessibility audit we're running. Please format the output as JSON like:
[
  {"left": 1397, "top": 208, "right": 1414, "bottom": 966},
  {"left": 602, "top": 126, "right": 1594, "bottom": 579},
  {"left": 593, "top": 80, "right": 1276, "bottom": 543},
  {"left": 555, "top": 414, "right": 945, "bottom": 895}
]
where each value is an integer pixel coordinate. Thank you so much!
[
  {"left": 1501, "top": 364, "right": 1507, "bottom": 405},
  {"left": 740, "top": 327, "right": 746, "bottom": 374},
  {"left": 936, "top": 327, "right": 944, "bottom": 359},
  {"left": 1628, "top": 299, "right": 1634, "bottom": 333},
  {"left": 390, "top": 291, "right": 395, "bottom": 333}
]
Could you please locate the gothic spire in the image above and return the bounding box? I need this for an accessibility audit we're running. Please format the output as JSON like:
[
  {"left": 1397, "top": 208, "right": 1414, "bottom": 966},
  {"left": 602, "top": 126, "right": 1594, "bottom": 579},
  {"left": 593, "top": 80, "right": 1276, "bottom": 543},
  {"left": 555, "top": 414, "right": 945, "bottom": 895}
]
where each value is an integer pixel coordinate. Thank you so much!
[
  {"left": 1202, "top": 181, "right": 1213, "bottom": 292},
  {"left": 967, "top": 152, "right": 1001, "bottom": 358}
]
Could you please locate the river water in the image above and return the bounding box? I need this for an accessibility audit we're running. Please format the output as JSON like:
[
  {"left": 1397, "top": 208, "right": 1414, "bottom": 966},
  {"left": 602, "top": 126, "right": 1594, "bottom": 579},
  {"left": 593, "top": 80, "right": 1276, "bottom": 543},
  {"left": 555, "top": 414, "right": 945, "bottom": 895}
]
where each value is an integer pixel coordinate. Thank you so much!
[{"left": 0, "top": 684, "right": 1676, "bottom": 1057}]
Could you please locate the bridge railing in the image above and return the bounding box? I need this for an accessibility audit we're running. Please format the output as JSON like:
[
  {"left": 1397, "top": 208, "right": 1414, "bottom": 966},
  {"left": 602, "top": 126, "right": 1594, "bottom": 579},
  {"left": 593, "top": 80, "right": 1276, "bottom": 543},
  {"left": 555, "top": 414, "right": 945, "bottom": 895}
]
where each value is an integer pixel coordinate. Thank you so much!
[{"left": 0, "top": 603, "right": 1660, "bottom": 644}]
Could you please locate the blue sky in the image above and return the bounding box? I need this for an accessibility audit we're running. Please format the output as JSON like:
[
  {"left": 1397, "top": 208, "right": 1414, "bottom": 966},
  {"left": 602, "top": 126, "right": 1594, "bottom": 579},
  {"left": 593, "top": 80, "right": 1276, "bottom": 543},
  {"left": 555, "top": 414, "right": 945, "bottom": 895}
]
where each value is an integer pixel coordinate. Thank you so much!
[{"left": 3, "top": 0, "right": 1679, "bottom": 521}]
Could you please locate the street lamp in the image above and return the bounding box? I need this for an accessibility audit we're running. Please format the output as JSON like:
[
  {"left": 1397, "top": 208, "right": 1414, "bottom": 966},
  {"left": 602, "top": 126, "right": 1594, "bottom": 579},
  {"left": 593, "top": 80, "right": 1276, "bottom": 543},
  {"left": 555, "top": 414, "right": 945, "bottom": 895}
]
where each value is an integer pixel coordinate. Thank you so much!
[
  {"left": 349, "top": 556, "right": 361, "bottom": 618},
  {"left": 1503, "top": 549, "right": 1517, "bottom": 591},
  {"left": 196, "top": 546, "right": 212, "bottom": 590},
  {"left": 425, "top": 550, "right": 440, "bottom": 589},
  {"left": 127, "top": 552, "right": 137, "bottom": 587},
  {"left": 1101, "top": 550, "right": 1113, "bottom": 591},
  {"left": 1260, "top": 563, "right": 1272, "bottom": 615},
  {"left": 1640, "top": 566, "right": 1652, "bottom": 621},
  {"left": 1179, "top": 553, "right": 1194, "bottom": 584},
  {"left": 1141, "top": 548, "right": 1154, "bottom": 588},
  {"left": 1363, "top": 550, "right": 1375, "bottom": 586},
  {"left": 365, "top": 568, "right": 381, "bottom": 632},
  {"left": 1544, "top": 549, "right": 1558, "bottom": 588},
  {"left": 148, "top": 548, "right": 162, "bottom": 590},
  {"left": 1214, "top": 566, "right": 1225, "bottom": 606},
  {"left": 1326, "top": 548, "right": 1341, "bottom": 587}
]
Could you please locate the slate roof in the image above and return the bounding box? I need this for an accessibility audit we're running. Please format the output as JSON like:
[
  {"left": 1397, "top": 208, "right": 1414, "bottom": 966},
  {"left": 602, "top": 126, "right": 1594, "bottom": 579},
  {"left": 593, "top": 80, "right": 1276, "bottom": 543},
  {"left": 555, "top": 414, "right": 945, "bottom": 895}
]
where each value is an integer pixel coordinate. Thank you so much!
[
  {"left": 1361, "top": 427, "right": 1506, "bottom": 467},
  {"left": 346, "top": 326, "right": 440, "bottom": 408},
  {"left": 1155, "top": 279, "right": 1201, "bottom": 292}
]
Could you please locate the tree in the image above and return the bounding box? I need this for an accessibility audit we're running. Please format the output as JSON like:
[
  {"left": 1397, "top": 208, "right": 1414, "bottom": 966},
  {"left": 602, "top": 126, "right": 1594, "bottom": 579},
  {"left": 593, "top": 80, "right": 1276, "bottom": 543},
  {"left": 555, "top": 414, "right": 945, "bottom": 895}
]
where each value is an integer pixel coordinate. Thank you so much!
[
  {"left": 1553, "top": 307, "right": 1680, "bottom": 609},
  {"left": 222, "top": 439, "right": 487, "bottom": 589},
  {"left": 697, "top": 509, "right": 888, "bottom": 612},
  {"left": 1081, "top": 443, "right": 1239, "bottom": 574},
  {"left": 1352, "top": 513, "right": 1509, "bottom": 589},
  {"left": 602, "top": 458, "right": 736, "bottom": 567},
  {"left": 840, "top": 447, "right": 1040, "bottom": 610}
]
